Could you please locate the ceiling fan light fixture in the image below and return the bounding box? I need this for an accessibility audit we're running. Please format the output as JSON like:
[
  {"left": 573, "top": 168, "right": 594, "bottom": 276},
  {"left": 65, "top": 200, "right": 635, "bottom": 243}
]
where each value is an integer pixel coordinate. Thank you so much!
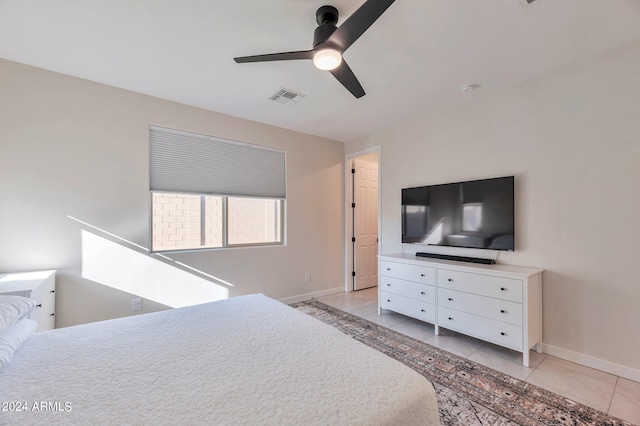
[
  {"left": 313, "top": 49, "right": 342, "bottom": 70},
  {"left": 233, "top": 0, "right": 397, "bottom": 98}
]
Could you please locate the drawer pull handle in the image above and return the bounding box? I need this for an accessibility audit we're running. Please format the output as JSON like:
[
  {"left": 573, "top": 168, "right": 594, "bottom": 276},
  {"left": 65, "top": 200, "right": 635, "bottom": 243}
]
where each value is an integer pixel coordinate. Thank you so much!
[
  {"left": 448, "top": 317, "right": 453, "bottom": 320},
  {"left": 387, "top": 299, "right": 391, "bottom": 303},
  {"left": 386, "top": 268, "right": 391, "bottom": 271},
  {"left": 386, "top": 283, "right": 391, "bottom": 286},
  {"left": 421, "top": 309, "right": 425, "bottom": 312},
  {"left": 420, "top": 273, "right": 425, "bottom": 277},
  {"left": 500, "top": 332, "right": 506, "bottom": 336},
  {"left": 36, "top": 304, "right": 42, "bottom": 308},
  {"left": 448, "top": 298, "right": 453, "bottom": 301},
  {"left": 50, "top": 290, "right": 55, "bottom": 293},
  {"left": 50, "top": 313, "right": 55, "bottom": 317},
  {"left": 500, "top": 310, "right": 506, "bottom": 314},
  {"left": 420, "top": 291, "right": 426, "bottom": 295},
  {"left": 448, "top": 278, "right": 453, "bottom": 282},
  {"left": 500, "top": 287, "right": 506, "bottom": 291}
]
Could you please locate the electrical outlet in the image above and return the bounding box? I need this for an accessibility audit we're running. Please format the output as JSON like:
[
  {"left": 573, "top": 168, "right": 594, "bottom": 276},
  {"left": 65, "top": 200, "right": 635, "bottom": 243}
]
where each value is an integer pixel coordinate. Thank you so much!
[
  {"left": 304, "top": 273, "right": 311, "bottom": 282},
  {"left": 132, "top": 298, "right": 142, "bottom": 311}
]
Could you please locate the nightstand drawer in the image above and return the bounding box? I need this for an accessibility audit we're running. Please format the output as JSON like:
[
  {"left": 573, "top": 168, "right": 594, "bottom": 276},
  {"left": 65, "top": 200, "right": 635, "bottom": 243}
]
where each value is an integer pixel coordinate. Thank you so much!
[{"left": 29, "top": 273, "right": 55, "bottom": 331}]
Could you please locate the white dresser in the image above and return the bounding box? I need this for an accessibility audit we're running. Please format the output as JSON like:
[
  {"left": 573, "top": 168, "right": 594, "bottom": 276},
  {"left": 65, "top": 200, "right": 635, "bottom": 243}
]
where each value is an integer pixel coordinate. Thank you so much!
[
  {"left": 0, "top": 270, "right": 56, "bottom": 331},
  {"left": 378, "top": 254, "right": 542, "bottom": 367}
]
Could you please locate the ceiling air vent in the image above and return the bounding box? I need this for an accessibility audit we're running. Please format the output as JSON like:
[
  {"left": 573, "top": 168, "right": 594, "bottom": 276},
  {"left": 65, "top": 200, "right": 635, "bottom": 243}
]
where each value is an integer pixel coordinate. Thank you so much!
[{"left": 270, "top": 88, "right": 306, "bottom": 106}]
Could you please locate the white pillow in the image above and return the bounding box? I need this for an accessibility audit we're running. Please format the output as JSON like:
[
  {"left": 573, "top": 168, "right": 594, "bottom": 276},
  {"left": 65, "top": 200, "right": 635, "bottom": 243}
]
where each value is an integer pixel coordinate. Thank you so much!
[
  {"left": 0, "top": 295, "right": 38, "bottom": 335},
  {"left": 0, "top": 318, "right": 37, "bottom": 369}
]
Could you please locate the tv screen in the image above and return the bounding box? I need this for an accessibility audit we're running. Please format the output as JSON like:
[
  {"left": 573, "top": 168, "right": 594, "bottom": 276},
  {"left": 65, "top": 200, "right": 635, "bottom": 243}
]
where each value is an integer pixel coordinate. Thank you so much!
[{"left": 402, "top": 176, "right": 514, "bottom": 251}]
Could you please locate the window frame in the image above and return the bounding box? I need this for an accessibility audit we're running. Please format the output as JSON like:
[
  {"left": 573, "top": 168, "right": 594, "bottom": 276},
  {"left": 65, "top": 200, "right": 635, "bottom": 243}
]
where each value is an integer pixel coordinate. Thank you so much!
[{"left": 149, "top": 191, "right": 285, "bottom": 254}]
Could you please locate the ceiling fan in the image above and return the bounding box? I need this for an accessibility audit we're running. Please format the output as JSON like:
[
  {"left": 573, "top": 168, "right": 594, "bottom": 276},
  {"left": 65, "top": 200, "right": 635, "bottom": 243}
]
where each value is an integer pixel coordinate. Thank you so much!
[{"left": 233, "top": 0, "right": 396, "bottom": 99}]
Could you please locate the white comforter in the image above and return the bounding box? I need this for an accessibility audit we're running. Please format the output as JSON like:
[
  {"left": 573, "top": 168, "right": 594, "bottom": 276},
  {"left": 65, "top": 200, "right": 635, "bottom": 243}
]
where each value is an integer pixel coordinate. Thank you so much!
[{"left": 0, "top": 294, "right": 438, "bottom": 425}]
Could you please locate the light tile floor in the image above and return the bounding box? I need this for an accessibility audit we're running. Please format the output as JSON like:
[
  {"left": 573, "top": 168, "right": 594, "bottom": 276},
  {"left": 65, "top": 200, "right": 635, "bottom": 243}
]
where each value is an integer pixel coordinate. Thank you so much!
[{"left": 316, "top": 287, "right": 640, "bottom": 425}]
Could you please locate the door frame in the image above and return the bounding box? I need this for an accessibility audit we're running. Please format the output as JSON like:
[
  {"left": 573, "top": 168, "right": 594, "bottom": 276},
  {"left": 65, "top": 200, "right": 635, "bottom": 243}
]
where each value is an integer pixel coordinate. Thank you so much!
[{"left": 344, "top": 146, "right": 381, "bottom": 292}]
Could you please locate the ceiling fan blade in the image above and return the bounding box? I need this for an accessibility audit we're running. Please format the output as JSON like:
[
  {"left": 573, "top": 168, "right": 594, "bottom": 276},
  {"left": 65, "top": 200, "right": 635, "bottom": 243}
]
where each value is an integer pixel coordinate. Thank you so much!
[
  {"left": 234, "top": 50, "right": 314, "bottom": 63},
  {"left": 327, "top": 0, "right": 395, "bottom": 52},
  {"left": 330, "top": 60, "right": 365, "bottom": 99}
]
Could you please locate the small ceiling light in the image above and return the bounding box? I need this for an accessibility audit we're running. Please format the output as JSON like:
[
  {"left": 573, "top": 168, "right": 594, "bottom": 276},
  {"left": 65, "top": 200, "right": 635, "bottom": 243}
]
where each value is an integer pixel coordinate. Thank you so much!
[
  {"left": 460, "top": 84, "right": 479, "bottom": 93},
  {"left": 313, "top": 49, "right": 342, "bottom": 70}
]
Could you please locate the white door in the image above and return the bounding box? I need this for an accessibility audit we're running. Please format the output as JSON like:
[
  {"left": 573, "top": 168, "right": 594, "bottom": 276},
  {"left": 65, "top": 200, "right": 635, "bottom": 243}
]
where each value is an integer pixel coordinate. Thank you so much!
[{"left": 353, "top": 156, "right": 378, "bottom": 290}]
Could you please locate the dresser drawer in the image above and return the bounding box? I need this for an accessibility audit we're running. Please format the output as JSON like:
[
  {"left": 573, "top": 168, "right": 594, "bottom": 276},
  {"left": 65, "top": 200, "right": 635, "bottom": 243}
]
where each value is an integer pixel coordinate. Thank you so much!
[
  {"left": 438, "top": 269, "right": 522, "bottom": 303},
  {"left": 380, "top": 276, "right": 435, "bottom": 304},
  {"left": 380, "top": 291, "right": 435, "bottom": 323},
  {"left": 438, "top": 288, "right": 522, "bottom": 326},
  {"left": 380, "top": 261, "right": 436, "bottom": 285},
  {"left": 438, "top": 307, "right": 523, "bottom": 351}
]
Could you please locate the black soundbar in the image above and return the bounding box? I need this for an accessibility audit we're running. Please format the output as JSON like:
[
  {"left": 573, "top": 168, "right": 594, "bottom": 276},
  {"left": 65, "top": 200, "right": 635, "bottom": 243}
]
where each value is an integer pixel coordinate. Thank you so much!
[{"left": 416, "top": 252, "right": 496, "bottom": 265}]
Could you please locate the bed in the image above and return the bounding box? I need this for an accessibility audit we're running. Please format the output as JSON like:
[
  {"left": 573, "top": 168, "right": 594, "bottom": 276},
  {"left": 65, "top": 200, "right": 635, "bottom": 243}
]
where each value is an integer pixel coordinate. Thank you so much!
[{"left": 0, "top": 294, "right": 439, "bottom": 425}]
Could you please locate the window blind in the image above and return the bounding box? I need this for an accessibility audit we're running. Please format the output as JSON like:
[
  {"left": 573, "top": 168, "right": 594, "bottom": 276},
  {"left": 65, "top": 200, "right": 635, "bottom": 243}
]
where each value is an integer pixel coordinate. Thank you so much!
[{"left": 150, "top": 126, "right": 286, "bottom": 198}]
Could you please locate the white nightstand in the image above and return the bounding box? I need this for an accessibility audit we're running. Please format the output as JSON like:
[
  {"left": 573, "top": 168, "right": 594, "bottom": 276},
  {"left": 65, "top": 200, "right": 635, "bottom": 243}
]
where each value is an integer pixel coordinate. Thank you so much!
[{"left": 0, "top": 270, "right": 56, "bottom": 331}]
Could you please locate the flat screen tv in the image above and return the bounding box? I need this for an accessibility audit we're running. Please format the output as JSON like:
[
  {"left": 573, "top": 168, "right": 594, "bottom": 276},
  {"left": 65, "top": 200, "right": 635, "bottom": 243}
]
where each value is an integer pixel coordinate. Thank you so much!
[{"left": 402, "top": 176, "right": 514, "bottom": 251}]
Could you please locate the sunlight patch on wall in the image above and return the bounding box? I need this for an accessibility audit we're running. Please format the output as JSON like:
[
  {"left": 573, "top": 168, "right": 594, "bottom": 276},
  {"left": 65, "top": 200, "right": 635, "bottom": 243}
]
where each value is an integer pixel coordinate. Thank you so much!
[{"left": 81, "top": 230, "right": 229, "bottom": 308}]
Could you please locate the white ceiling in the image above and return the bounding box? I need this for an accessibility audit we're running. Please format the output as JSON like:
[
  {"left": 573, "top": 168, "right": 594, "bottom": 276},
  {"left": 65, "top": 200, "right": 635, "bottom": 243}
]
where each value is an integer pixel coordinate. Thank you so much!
[{"left": 1, "top": 0, "right": 640, "bottom": 142}]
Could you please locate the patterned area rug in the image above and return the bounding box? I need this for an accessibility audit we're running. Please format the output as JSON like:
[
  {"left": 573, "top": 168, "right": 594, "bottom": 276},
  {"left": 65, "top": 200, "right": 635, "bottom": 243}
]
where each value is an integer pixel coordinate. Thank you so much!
[{"left": 291, "top": 299, "right": 630, "bottom": 426}]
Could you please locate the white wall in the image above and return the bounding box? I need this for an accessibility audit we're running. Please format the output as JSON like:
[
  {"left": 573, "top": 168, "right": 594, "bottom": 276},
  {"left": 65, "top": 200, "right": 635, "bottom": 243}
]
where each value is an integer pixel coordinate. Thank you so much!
[
  {"left": 346, "top": 41, "right": 640, "bottom": 374},
  {"left": 0, "top": 59, "right": 345, "bottom": 327}
]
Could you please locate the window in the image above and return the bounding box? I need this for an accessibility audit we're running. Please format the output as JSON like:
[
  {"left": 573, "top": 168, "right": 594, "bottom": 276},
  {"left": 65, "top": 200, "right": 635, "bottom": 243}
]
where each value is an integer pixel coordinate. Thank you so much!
[
  {"left": 150, "top": 126, "right": 285, "bottom": 252},
  {"left": 227, "top": 197, "right": 282, "bottom": 245},
  {"left": 151, "top": 193, "right": 283, "bottom": 251}
]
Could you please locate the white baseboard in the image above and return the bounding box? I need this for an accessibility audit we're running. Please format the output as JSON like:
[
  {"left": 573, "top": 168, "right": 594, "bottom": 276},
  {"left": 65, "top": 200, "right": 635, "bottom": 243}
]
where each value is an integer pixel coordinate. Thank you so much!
[
  {"left": 279, "top": 287, "right": 344, "bottom": 305},
  {"left": 543, "top": 343, "right": 640, "bottom": 383}
]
